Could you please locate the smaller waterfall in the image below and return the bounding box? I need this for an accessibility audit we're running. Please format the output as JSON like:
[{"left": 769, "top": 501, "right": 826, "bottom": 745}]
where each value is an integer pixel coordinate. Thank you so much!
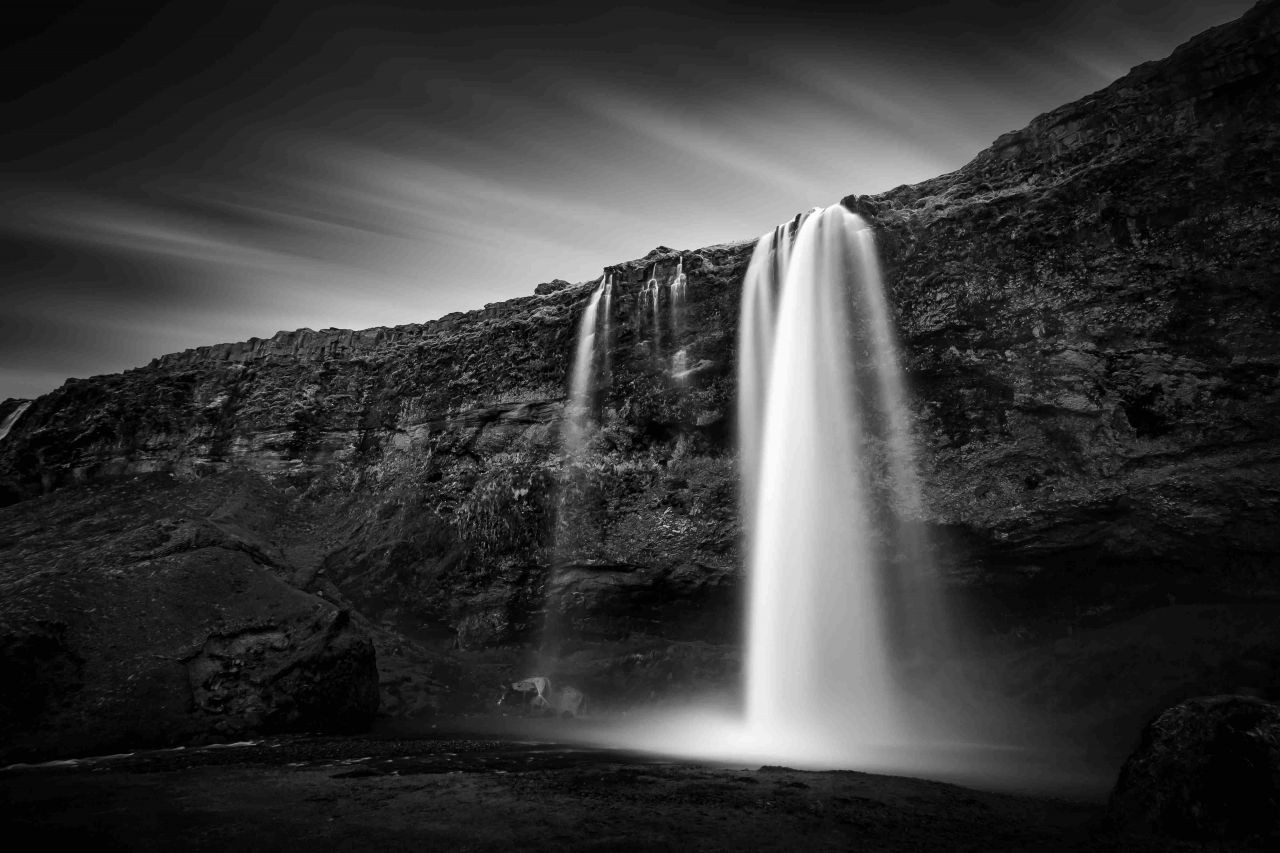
[
  {"left": 670, "top": 349, "right": 689, "bottom": 385},
  {"left": 639, "top": 258, "right": 693, "bottom": 382},
  {"left": 0, "top": 401, "right": 32, "bottom": 442},
  {"left": 670, "top": 257, "right": 688, "bottom": 343},
  {"left": 670, "top": 257, "right": 690, "bottom": 384},
  {"left": 642, "top": 264, "right": 663, "bottom": 358},
  {"left": 545, "top": 274, "right": 614, "bottom": 667},
  {"left": 600, "top": 274, "right": 615, "bottom": 393},
  {"left": 564, "top": 276, "right": 612, "bottom": 453}
]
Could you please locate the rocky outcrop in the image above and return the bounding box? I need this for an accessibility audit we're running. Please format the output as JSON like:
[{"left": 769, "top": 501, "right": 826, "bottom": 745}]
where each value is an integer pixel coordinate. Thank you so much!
[
  {"left": 534, "top": 279, "right": 573, "bottom": 295},
  {"left": 848, "top": 0, "right": 1280, "bottom": 594},
  {"left": 1109, "top": 695, "right": 1280, "bottom": 841},
  {"left": 0, "top": 1, "right": 1278, "bottom": 753},
  {"left": 0, "top": 475, "right": 379, "bottom": 762}
]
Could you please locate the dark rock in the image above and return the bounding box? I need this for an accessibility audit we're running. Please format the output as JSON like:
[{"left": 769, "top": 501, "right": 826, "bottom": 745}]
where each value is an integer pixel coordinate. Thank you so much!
[
  {"left": 534, "top": 279, "right": 573, "bottom": 295},
  {"left": 1108, "top": 695, "right": 1280, "bottom": 841},
  {"left": 0, "top": 478, "right": 379, "bottom": 762}
]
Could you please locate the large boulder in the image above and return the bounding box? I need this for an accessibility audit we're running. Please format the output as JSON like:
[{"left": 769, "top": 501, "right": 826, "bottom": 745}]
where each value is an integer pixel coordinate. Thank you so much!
[
  {"left": 1108, "top": 695, "right": 1280, "bottom": 842},
  {"left": 0, "top": 478, "right": 380, "bottom": 763}
]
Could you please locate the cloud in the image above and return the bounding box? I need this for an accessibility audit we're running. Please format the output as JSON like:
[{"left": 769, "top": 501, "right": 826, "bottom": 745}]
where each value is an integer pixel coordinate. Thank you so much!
[{"left": 0, "top": 0, "right": 1260, "bottom": 400}]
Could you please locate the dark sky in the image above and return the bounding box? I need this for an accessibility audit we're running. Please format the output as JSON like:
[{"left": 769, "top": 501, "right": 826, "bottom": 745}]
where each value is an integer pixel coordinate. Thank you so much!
[{"left": 0, "top": 0, "right": 1257, "bottom": 400}]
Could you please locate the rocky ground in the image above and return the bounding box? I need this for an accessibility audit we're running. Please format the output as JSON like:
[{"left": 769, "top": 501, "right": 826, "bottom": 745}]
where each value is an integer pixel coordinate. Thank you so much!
[{"left": 0, "top": 731, "right": 1176, "bottom": 853}]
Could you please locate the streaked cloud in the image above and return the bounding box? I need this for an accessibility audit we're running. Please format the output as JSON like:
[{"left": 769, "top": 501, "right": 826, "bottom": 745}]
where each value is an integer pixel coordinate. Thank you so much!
[{"left": 0, "top": 0, "right": 1259, "bottom": 400}]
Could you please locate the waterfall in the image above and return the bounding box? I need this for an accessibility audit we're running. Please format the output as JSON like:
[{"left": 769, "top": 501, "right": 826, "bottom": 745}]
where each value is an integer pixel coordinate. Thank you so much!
[
  {"left": 740, "top": 203, "right": 942, "bottom": 751},
  {"left": 670, "top": 257, "right": 689, "bottom": 384},
  {"left": 601, "top": 274, "right": 614, "bottom": 389},
  {"left": 670, "top": 257, "right": 687, "bottom": 340},
  {"left": 543, "top": 274, "right": 613, "bottom": 668},
  {"left": 642, "top": 264, "right": 663, "bottom": 358},
  {"left": 564, "top": 275, "right": 611, "bottom": 454},
  {"left": 0, "top": 401, "right": 32, "bottom": 443},
  {"left": 638, "top": 257, "right": 693, "bottom": 382},
  {"left": 737, "top": 208, "right": 816, "bottom": 529},
  {"left": 607, "top": 206, "right": 1060, "bottom": 789}
]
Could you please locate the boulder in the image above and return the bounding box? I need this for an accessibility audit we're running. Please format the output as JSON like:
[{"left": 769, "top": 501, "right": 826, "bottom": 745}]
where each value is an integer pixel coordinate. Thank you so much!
[
  {"left": 1108, "top": 695, "right": 1280, "bottom": 841},
  {"left": 533, "top": 278, "right": 573, "bottom": 295},
  {"left": 0, "top": 482, "right": 380, "bottom": 762}
]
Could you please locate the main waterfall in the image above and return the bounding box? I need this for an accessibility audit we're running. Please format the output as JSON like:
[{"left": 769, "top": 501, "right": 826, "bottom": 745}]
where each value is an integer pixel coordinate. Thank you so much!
[
  {"left": 738, "top": 203, "right": 946, "bottom": 754},
  {"left": 599, "top": 207, "right": 1090, "bottom": 791}
]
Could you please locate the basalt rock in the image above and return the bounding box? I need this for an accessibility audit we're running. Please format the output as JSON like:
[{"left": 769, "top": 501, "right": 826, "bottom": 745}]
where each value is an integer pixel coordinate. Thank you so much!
[
  {"left": 534, "top": 278, "right": 573, "bottom": 295},
  {"left": 0, "top": 2, "right": 1278, "bottom": 749},
  {"left": 0, "top": 476, "right": 379, "bottom": 762},
  {"left": 1108, "top": 695, "right": 1280, "bottom": 841}
]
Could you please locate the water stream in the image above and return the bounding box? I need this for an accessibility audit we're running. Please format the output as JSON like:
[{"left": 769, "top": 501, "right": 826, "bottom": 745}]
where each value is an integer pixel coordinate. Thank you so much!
[
  {"left": 744, "top": 204, "right": 909, "bottom": 747},
  {"left": 0, "top": 400, "right": 32, "bottom": 443},
  {"left": 563, "top": 275, "right": 612, "bottom": 455}
]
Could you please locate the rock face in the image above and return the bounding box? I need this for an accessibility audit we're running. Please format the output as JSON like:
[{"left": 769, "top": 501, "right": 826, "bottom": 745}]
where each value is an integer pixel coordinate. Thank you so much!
[
  {"left": 847, "top": 2, "right": 1280, "bottom": 590},
  {"left": 1, "top": 2, "right": 1278, "bottom": 755},
  {"left": 0, "top": 475, "right": 379, "bottom": 762},
  {"left": 1109, "top": 695, "right": 1280, "bottom": 841}
]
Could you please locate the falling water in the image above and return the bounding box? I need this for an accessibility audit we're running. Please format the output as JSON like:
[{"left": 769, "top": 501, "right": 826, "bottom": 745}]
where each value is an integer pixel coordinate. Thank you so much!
[
  {"left": 564, "top": 276, "right": 611, "bottom": 454},
  {"left": 542, "top": 274, "right": 614, "bottom": 669},
  {"left": 602, "top": 205, "right": 1099, "bottom": 794},
  {"left": 853, "top": 229, "right": 948, "bottom": 661},
  {"left": 600, "top": 274, "right": 615, "bottom": 392},
  {"left": 670, "top": 257, "right": 688, "bottom": 342},
  {"left": 740, "top": 203, "right": 943, "bottom": 752},
  {"left": 636, "top": 258, "right": 691, "bottom": 382},
  {"left": 670, "top": 349, "right": 689, "bottom": 384},
  {"left": 737, "top": 208, "right": 816, "bottom": 527},
  {"left": 669, "top": 258, "right": 690, "bottom": 384},
  {"left": 0, "top": 401, "right": 32, "bottom": 442},
  {"left": 642, "top": 264, "right": 663, "bottom": 357}
]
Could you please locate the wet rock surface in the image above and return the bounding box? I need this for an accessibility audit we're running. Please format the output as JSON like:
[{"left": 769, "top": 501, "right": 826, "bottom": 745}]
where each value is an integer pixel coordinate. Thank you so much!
[
  {"left": 1109, "top": 695, "right": 1280, "bottom": 842},
  {"left": 0, "top": 2, "right": 1278, "bottom": 761}
]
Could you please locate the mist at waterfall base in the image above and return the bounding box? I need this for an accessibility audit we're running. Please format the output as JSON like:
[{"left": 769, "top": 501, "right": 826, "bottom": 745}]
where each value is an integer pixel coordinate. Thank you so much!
[{"left": 576, "top": 206, "right": 1110, "bottom": 798}]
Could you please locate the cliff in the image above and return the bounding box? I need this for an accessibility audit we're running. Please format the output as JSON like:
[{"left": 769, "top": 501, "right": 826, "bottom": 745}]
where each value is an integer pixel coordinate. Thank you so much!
[{"left": 2, "top": 1, "right": 1279, "bottom": 760}]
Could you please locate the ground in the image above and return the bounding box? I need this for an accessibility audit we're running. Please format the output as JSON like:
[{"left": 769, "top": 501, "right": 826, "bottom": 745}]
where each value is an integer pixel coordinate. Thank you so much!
[{"left": 0, "top": 726, "right": 1268, "bottom": 852}]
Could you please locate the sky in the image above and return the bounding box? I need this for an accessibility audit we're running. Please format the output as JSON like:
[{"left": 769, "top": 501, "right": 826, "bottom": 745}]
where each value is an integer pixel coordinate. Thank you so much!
[{"left": 0, "top": 0, "right": 1258, "bottom": 400}]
